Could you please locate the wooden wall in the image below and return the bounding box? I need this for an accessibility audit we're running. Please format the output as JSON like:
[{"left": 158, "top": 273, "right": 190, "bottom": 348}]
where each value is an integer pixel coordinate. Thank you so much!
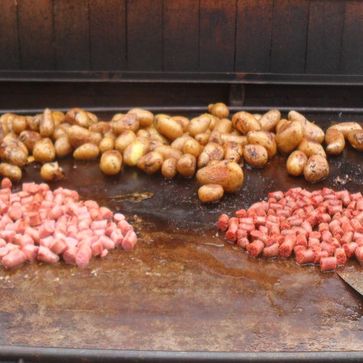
[{"left": 0, "top": 0, "right": 362, "bottom": 74}]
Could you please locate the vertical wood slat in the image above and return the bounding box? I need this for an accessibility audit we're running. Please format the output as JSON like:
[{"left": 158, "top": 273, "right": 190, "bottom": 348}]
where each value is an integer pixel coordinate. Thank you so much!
[
  {"left": 199, "top": 0, "right": 237, "bottom": 72},
  {"left": 270, "top": 0, "right": 310, "bottom": 73},
  {"left": 18, "top": 0, "right": 55, "bottom": 70},
  {"left": 163, "top": 0, "right": 199, "bottom": 71},
  {"left": 0, "top": 0, "right": 19, "bottom": 69},
  {"left": 127, "top": 0, "right": 163, "bottom": 71},
  {"left": 235, "top": 0, "right": 273, "bottom": 73},
  {"left": 341, "top": 1, "right": 363, "bottom": 74},
  {"left": 89, "top": 0, "right": 126, "bottom": 70},
  {"left": 54, "top": 0, "right": 90, "bottom": 70},
  {"left": 306, "top": 0, "right": 345, "bottom": 74}
]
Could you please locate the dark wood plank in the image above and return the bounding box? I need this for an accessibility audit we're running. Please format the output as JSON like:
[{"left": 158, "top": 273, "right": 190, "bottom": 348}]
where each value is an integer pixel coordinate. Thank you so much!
[
  {"left": 341, "top": 1, "right": 363, "bottom": 74},
  {"left": 163, "top": 0, "right": 199, "bottom": 71},
  {"left": 270, "top": 0, "right": 309, "bottom": 73},
  {"left": 89, "top": 0, "right": 126, "bottom": 70},
  {"left": 0, "top": 0, "right": 19, "bottom": 69},
  {"left": 127, "top": 0, "right": 163, "bottom": 71},
  {"left": 306, "top": 1, "right": 345, "bottom": 74},
  {"left": 18, "top": 0, "right": 55, "bottom": 70},
  {"left": 199, "top": 0, "right": 237, "bottom": 72},
  {"left": 54, "top": 0, "right": 90, "bottom": 70},
  {"left": 235, "top": 0, "right": 273, "bottom": 72}
]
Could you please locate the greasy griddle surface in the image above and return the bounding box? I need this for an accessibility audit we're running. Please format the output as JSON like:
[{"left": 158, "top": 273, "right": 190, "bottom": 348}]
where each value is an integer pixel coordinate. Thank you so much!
[{"left": 0, "top": 149, "right": 362, "bottom": 352}]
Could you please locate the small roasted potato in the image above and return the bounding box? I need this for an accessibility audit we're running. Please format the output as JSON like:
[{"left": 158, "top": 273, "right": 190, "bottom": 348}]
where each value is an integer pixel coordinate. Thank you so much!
[
  {"left": 276, "top": 120, "right": 303, "bottom": 154},
  {"left": 33, "top": 138, "right": 56, "bottom": 163},
  {"left": 243, "top": 144, "right": 268, "bottom": 168},
  {"left": 197, "top": 152, "right": 210, "bottom": 169},
  {"left": 198, "top": 184, "right": 224, "bottom": 203},
  {"left": 196, "top": 160, "right": 244, "bottom": 193},
  {"left": 1, "top": 145, "right": 28, "bottom": 167},
  {"left": 161, "top": 158, "right": 177, "bottom": 179},
  {"left": 54, "top": 136, "right": 72, "bottom": 158},
  {"left": 115, "top": 130, "right": 136, "bottom": 152},
  {"left": 39, "top": 108, "right": 55, "bottom": 138},
  {"left": 213, "top": 118, "right": 233, "bottom": 134},
  {"left": 147, "top": 127, "right": 168, "bottom": 144},
  {"left": 111, "top": 113, "right": 139, "bottom": 134},
  {"left": 67, "top": 125, "right": 91, "bottom": 148},
  {"left": 330, "top": 122, "right": 362, "bottom": 138},
  {"left": 73, "top": 143, "right": 100, "bottom": 160},
  {"left": 40, "top": 162, "right": 64, "bottom": 181},
  {"left": 275, "top": 118, "right": 289, "bottom": 134},
  {"left": 171, "top": 116, "right": 190, "bottom": 132},
  {"left": 286, "top": 150, "right": 308, "bottom": 176},
  {"left": 89, "top": 131, "right": 102, "bottom": 146},
  {"left": 89, "top": 121, "right": 112, "bottom": 134},
  {"left": 19, "top": 130, "right": 42, "bottom": 152},
  {"left": 247, "top": 130, "right": 277, "bottom": 159},
  {"left": 203, "top": 142, "right": 224, "bottom": 161},
  {"left": 304, "top": 155, "right": 329, "bottom": 183},
  {"left": 176, "top": 154, "right": 196, "bottom": 177},
  {"left": 325, "top": 128, "right": 345, "bottom": 155},
  {"left": 12, "top": 115, "right": 27, "bottom": 134},
  {"left": 99, "top": 150, "right": 122, "bottom": 175},
  {"left": 223, "top": 142, "right": 243, "bottom": 162},
  {"left": 188, "top": 115, "right": 211, "bottom": 136},
  {"left": 154, "top": 145, "right": 182, "bottom": 160},
  {"left": 0, "top": 163, "right": 22, "bottom": 181},
  {"left": 288, "top": 110, "right": 306, "bottom": 123},
  {"left": 182, "top": 138, "right": 201, "bottom": 157},
  {"left": 298, "top": 138, "right": 326, "bottom": 158},
  {"left": 52, "top": 111, "right": 65, "bottom": 126},
  {"left": 0, "top": 113, "right": 14, "bottom": 134},
  {"left": 155, "top": 116, "right": 183, "bottom": 140},
  {"left": 220, "top": 134, "right": 247, "bottom": 146},
  {"left": 123, "top": 139, "right": 149, "bottom": 166},
  {"left": 208, "top": 130, "right": 222, "bottom": 145},
  {"left": 232, "top": 111, "right": 261, "bottom": 134},
  {"left": 137, "top": 129, "right": 150, "bottom": 138},
  {"left": 65, "top": 108, "right": 97, "bottom": 128},
  {"left": 258, "top": 109, "right": 281, "bottom": 132},
  {"left": 302, "top": 121, "right": 325, "bottom": 144},
  {"left": 128, "top": 108, "right": 154, "bottom": 128},
  {"left": 253, "top": 114, "right": 262, "bottom": 121},
  {"left": 99, "top": 136, "right": 115, "bottom": 153},
  {"left": 347, "top": 129, "right": 363, "bottom": 151},
  {"left": 137, "top": 151, "right": 163, "bottom": 174},
  {"left": 194, "top": 132, "right": 210, "bottom": 145},
  {"left": 53, "top": 126, "right": 67, "bottom": 140},
  {"left": 208, "top": 103, "right": 229, "bottom": 119},
  {"left": 171, "top": 135, "right": 192, "bottom": 151},
  {"left": 26, "top": 115, "right": 40, "bottom": 131}
]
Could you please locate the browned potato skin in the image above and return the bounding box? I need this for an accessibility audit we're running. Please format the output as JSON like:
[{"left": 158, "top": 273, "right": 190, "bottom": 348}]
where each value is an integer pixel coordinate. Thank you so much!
[
  {"left": 26, "top": 115, "right": 40, "bottom": 131},
  {"left": 67, "top": 125, "right": 91, "bottom": 148},
  {"left": 220, "top": 134, "right": 247, "bottom": 146},
  {"left": 99, "top": 150, "right": 122, "bottom": 175},
  {"left": 19, "top": 130, "right": 42, "bottom": 152},
  {"left": 330, "top": 122, "right": 362, "bottom": 138},
  {"left": 258, "top": 109, "right": 281, "bottom": 132},
  {"left": 224, "top": 142, "right": 243, "bottom": 162},
  {"left": 183, "top": 138, "right": 201, "bottom": 157},
  {"left": 88, "top": 131, "right": 102, "bottom": 146},
  {"left": 123, "top": 139, "right": 149, "bottom": 166},
  {"left": 171, "top": 116, "right": 190, "bottom": 132},
  {"left": 298, "top": 138, "right": 326, "bottom": 158},
  {"left": 55, "top": 136, "right": 72, "bottom": 158},
  {"left": 176, "top": 154, "right": 196, "bottom": 177},
  {"left": 243, "top": 144, "right": 268, "bottom": 168},
  {"left": 203, "top": 142, "right": 224, "bottom": 161},
  {"left": 208, "top": 103, "right": 229, "bottom": 119},
  {"left": 40, "top": 162, "right": 64, "bottom": 181},
  {"left": 347, "top": 129, "right": 363, "bottom": 151},
  {"left": 196, "top": 160, "right": 244, "bottom": 193},
  {"left": 304, "top": 155, "right": 329, "bottom": 183},
  {"left": 137, "top": 129, "right": 150, "bottom": 138},
  {"left": 39, "top": 108, "right": 55, "bottom": 138},
  {"left": 247, "top": 131, "right": 277, "bottom": 159},
  {"left": 128, "top": 108, "right": 154, "bottom": 128},
  {"left": 52, "top": 111, "right": 65, "bottom": 126},
  {"left": 286, "top": 150, "right": 308, "bottom": 176},
  {"left": 232, "top": 111, "right": 261, "bottom": 134},
  {"left": 325, "top": 128, "right": 345, "bottom": 155},
  {"left": 66, "top": 108, "right": 97, "bottom": 128},
  {"left": 1, "top": 145, "right": 28, "bottom": 167},
  {"left": 33, "top": 138, "right": 56, "bottom": 163},
  {"left": 137, "top": 151, "right": 164, "bottom": 175},
  {"left": 155, "top": 116, "right": 183, "bottom": 141},
  {"left": 288, "top": 111, "right": 324, "bottom": 143},
  {"left": 12, "top": 115, "right": 27, "bottom": 134},
  {"left": 197, "top": 152, "right": 210, "bottom": 169},
  {"left": 111, "top": 113, "right": 139, "bottom": 134},
  {"left": 154, "top": 145, "right": 182, "bottom": 160},
  {"left": 99, "top": 136, "right": 115, "bottom": 153},
  {"left": 161, "top": 158, "right": 177, "bottom": 179},
  {"left": 276, "top": 120, "right": 303, "bottom": 154},
  {"left": 73, "top": 143, "right": 100, "bottom": 160},
  {"left": 171, "top": 135, "right": 192, "bottom": 151},
  {"left": 188, "top": 116, "right": 211, "bottom": 136},
  {"left": 198, "top": 184, "right": 224, "bottom": 203},
  {"left": 0, "top": 163, "right": 22, "bottom": 181},
  {"left": 89, "top": 121, "right": 112, "bottom": 134},
  {"left": 213, "top": 118, "right": 233, "bottom": 134},
  {"left": 194, "top": 132, "right": 210, "bottom": 145},
  {"left": 115, "top": 130, "right": 136, "bottom": 152},
  {"left": 208, "top": 130, "right": 223, "bottom": 145},
  {"left": 53, "top": 126, "right": 67, "bottom": 140},
  {"left": 0, "top": 113, "right": 14, "bottom": 134},
  {"left": 275, "top": 118, "right": 289, "bottom": 134}
]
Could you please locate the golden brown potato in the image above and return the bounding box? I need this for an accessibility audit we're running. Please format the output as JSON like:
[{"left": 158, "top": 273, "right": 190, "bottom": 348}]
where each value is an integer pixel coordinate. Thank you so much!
[
  {"left": 232, "top": 111, "right": 261, "bottom": 134},
  {"left": 155, "top": 116, "right": 184, "bottom": 141},
  {"left": 247, "top": 130, "right": 277, "bottom": 159},
  {"left": 253, "top": 114, "right": 262, "bottom": 121},
  {"left": 12, "top": 115, "right": 27, "bottom": 134},
  {"left": 171, "top": 135, "right": 192, "bottom": 151},
  {"left": 208, "top": 130, "right": 223, "bottom": 145},
  {"left": 275, "top": 118, "right": 289, "bottom": 134},
  {"left": 67, "top": 125, "right": 91, "bottom": 148},
  {"left": 114, "top": 130, "right": 136, "bottom": 152},
  {"left": 204, "top": 142, "right": 224, "bottom": 161},
  {"left": 198, "top": 184, "right": 224, "bottom": 203},
  {"left": 302, "top": 121, "right": 325, "bottom": 144},
  {"left": 65, "top": 108, "right": 97, "bottom": 128},
  {"left": 347, "top": 129, "right": 363, "bottom": 151},
  {"left": 33, "top": 138, "right": 56, "bottom": 163},
  {"left": 288, "top": 110, "right": 306, "bottom": 123},
  {"left": 128, "top": 108, "right": 154, "bottom": 128},
  {"left": 176, "top": 154, "right": 196, "bottom": 177},
  {"left": 88, "top": 131, "right": 102, "bottom": 146},
  {"left": 197, "top": 152, "right": 210, "bottom": 169},
  {"left": 136, "top": 129, "right": 150, "bottom": 138},
  {"left": 182, "top": 138, "right": 201, "bottom": 157},
  {"left": 40, "top": 162, "right": 64, "bottom": 181},
  {"left": 223, "top": 142, "right": 243, "bottom": 162},
  {"left": 148, "top": 139, "right": 163, "bottom": 151},
  {"left": 196, "top": 160, "right": 244, "bottom": 193},
  {"left": 0, "top": 145, "right": 28, "bottom": 167},
  {"left": 137, "top": 151, "right": 163, "bottom": 174},
  {"left": 99, "top": 150, "right": 122, "bottom": 175},
  {"left": 26, "top": 115, "right": 40, "bottom": 131},
  {"left": 0, "top": 113, "right": 14, "bottom": 134},
  {"left": 298, "top": 138, "right": 326, "bottom": 158},
  {"left": 52, "top": 111, "right": 65, "bottom": 126},
  {"left": 123, "top": 139, "right": 149, "bottom": 166},
  {"left": 39, "top": 108, "right": 55, "bottom": 138},
  {"left": 0, "top": 163, "right": 22, "bottom": 181},
  {"left": 243, "top": 144, "right": 268, "bottom": 168},
  {"left": 19, "top": 130, "right": 42, "bottom": 152},
  {"left": 89, "top": 121, "right": 112, "bottom": 134},
  {"left": 154, "top": 145, "right": 182, "bottom": 160},
  {"left": 220, "top": 134, "right": 247, "bottom": 145},
  {"left": 208, "top": 103, "right": 229, "bottom": 119},
  {"left": 147, "top": 127, "right": 168, "bottom": 144},
  {"left": 73, "top": 143, "right": 100, "bottom": 160},
  {"left": 53, "top": 126, "right": 67, "bottom": 140},
  {"left": 194, "top": 132, "right": 210, "bottom": 145},
  {"left": 171, "top": 116, "right": 190, "bottom": 132},
  {"left": 213, "top": 118, "right": 233, "bottom": 134},
  {"left": 304, "top": 155, "right": 329, "bottom": 183},
  {"left": 258, "top": 109, "right": 281, "bottom": 132},
  {"left": 276, "top": 120, "right": 303, "bottom": 153},
  {"left": 161, "top": 158, "right": 177, "bottom": 179},
  {"left": 99, "top": 136, "right": 115, "bottom": 153},
  {"left": 111, "top": 113, "right": 139, "bottom": 134},
  {"left": 330, "top": 122, "right": 362, "bottom": 138},
  {"left": 188, "top": 115, "right": 211, "bottom": 136},
  {"left": 325, "top": 128, "right": 345, "bottom": 155},
  {"left": 54, "top": 136, "right": 72, "bottom": 158},
  {"left": 286, "top": 150, "right": 308, "bottom": 176}
]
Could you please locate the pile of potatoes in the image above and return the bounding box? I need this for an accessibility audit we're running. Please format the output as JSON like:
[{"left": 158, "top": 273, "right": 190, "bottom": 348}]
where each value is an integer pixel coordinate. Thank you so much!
[{"left": 0, "top": 104, "right": 362, "bottom": 203}]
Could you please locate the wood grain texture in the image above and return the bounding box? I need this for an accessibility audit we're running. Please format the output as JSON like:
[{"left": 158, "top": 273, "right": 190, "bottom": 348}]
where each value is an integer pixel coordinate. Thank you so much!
[{"left": 235, "top": 0, "right": 273, "bottom": 72}]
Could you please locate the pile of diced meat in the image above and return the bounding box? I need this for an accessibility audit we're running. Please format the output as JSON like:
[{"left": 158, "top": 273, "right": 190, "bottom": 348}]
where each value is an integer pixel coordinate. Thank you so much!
[
  {"left": 0, "top": 178, "right": 137, "bottom": 269},
  {"left": 217, "top": 187, "right": 363, "bottom": 271}
]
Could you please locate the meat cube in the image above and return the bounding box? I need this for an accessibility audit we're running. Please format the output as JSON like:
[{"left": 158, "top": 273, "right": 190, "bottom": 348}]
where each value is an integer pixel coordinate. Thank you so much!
[
  {"left": 1, "top": 249, "right": 27, "bottom": 269},
  {"left": 37, "top": 246, "right": 59, "bottom": 264},
  {"left": 320, "top": 257, "right": 337, "bottom": 272},
  {"left": 246, "top": 240, "right": 264, "bottom": 257}
]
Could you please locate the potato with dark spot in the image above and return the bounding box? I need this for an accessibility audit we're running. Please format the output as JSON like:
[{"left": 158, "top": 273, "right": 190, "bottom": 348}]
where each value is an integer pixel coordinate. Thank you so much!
[
  {"left": 243, "top": 144, "right": 268, "bottom": 168},
  {"left": 137, "top": 151, "right": 164, "bottom": 174},
  {"left": 188, "top": 116, "right": 211, "bottom": 136},
  {"left": 276, "top": 120, "right": 303, "bottom": 154},
  {"left": 112, "top": 113, "right": 139, "bottom": 134},
  {"left": 171, "top": 116, "right": 190, "bottom": 132},
  {"left": 298, "top": 138, "right": 326, "bottom": 158},
  {"left": 155, "top": 116, "right": 183, "bottom": 141},
  {"left": 66, "top": 108, "right": 97, "bottom": 128},
  {"left": 347, "top": 129, "right": 363, "bottom": 151},
  {"left": 214, "top": 118, "right": 233, "bottom": 134},
  {"left": 304, "top": 155, "right": 329, "bottom": 183},
  {"left": 154, "top": 145, "right": 182, "bottom": 160},
  {"left": 171, "top": 135, "right": 192, "bottom": 151},
  {"left": 73, "top": 143, "right": 100, "bottom": 160},
  {"left": 40, "top": 162, "right": 64, "bottom": 181},
  {"left": 0, "top": 163, "right": 22, "bottom": 181},
  {"left": 330, "top": 122, "right": 362, "bottom": 138},
  {"left": 232, "top": 111, "right": 261, "bottom": 134},
  {"left": 247, "top": 131, "right": 277, "bottom": 159},
  {"left": 198, "top": 184, "right": 224, "bottom": 203},
  {"left": 99, "top": 150, "right": 122, "bottom": 175},
  {"left": 89, "top": 121, "right": 112, "bottom": 134},
  {"left": 286, "top": 150, "right": 308, "bottom": 176},
  {"left": 208, "top": 103, "right": 229, "bottom": 119},
  {"left": 258, "top": 109, "right": 281, "bottom": 132},
  {"left": 161, "top": 158, "right": 177, "bottom": 179},
  {"left": 325, "top": 128, "right": 345, "bottom": 155},
  {"left": 99, "top": 136, "right": 115, "bottom": 153},
  {"left": 67, "top": 125, "right": 91, "bottom": 148},
  {"left": 194, "top": 132, "right": 210, "bottom": 145},
  {"left": 203, "top": 142, "right": 224, "bottom": 161},
  {"left": 183, "top": 138, "right": 201, "bottom": 157},
  {"left": 19, "top": 130, "right": 42, "bottom": 153},
  {"left": 115, "top": 130, "right": 136, "bottom": 153},
  {"left": 223, "top": 142, "right": 243, "bottom": 162},
  {"left": 39, "top": 108, "right": 55, "bottom": 138},
  {"left": 176, "top": 154, "right": 196, "bottom": 177},
  {"left": 33, "top": 138, "right": 56, "bottom": 163},
  {"left": 12, "top": 115, "right": 27, "bottom": 134},
  {"left": 128, "top": 108, "right": 154, "bottom": 128}
]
